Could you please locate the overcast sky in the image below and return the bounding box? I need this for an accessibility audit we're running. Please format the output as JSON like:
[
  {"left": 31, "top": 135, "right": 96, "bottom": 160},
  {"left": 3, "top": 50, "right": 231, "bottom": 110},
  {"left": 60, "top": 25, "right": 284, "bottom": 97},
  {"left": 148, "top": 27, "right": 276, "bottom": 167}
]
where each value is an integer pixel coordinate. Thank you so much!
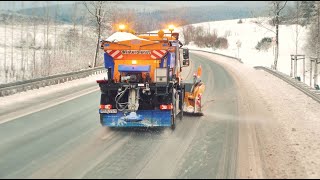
[
  {"left": 0, "top": 1, "right": 268, "bottom": 11},
  {"left": 0, "top": 1, "right": 74, "bottom": 10},
  {"left": 0, "top": 1, "right": 267, "bottom": 10}
]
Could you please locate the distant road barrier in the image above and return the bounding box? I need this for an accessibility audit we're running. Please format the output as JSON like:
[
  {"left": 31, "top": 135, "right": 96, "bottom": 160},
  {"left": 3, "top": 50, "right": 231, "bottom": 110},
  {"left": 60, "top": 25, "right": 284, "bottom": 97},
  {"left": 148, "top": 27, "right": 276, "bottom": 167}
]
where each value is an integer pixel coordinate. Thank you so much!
[
  {"left": 0, "top": 67, "right": 105, "bottom": 97},
  {"left": 0, "top": 50, "right": 242, "bottom": 97},
  {"left": 189, "top": 49, "right": 243, "bottom": 63},
  {"left": 254, "top": 66, "right": 320, "bottom": 104},
  {"left": 190, "top": 50, "right": 320, "bottom": 103}
]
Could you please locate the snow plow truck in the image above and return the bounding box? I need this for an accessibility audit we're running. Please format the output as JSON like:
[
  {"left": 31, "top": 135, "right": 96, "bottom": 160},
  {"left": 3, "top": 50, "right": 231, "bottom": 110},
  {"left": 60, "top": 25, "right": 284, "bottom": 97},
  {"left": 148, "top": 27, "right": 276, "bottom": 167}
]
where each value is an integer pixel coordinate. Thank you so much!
[{"left": 96, "top": 25, "right": 205, "bottom": 129}]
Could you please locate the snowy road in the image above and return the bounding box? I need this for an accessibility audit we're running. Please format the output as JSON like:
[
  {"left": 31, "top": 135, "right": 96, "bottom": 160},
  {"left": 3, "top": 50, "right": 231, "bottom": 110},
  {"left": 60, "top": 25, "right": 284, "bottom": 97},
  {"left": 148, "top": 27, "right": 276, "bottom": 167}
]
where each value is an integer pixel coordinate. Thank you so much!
[{"left": 0, "top": 51, "right": 320, "bottom": 178}]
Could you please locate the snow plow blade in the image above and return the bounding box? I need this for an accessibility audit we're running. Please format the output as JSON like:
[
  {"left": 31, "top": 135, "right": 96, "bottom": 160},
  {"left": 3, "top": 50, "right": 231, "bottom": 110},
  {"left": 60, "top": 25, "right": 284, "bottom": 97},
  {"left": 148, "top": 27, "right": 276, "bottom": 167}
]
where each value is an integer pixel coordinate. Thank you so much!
[
  {"left": 183, "top": 81, "right": 205, "bottom": 116},
  {"left": 183, "top": 65, "right": 205, "bottom": 116},
  {"left": 100, "top": 110, "right": 172, "bottom": 127}
]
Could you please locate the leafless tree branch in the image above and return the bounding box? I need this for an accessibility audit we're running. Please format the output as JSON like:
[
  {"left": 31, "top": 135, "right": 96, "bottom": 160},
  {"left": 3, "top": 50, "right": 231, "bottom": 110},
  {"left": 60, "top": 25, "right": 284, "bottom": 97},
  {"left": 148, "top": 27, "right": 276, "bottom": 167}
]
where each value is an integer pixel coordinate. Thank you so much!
[
  {"left": 279, "top": 1, "right": 288, "bottom": 13},
  {"left": 83, "top": 2, "right": 95, "bottom": 17},
  {"left": 254, "top": 19, "right": 276, "bottom": 34}
]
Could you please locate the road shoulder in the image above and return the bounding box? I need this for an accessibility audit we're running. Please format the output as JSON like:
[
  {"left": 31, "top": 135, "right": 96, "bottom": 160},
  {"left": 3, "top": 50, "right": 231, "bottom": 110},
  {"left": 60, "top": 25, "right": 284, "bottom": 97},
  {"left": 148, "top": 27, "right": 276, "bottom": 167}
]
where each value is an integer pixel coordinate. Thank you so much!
[
  {"left": 193, "top": 51, "right": 320, "bottom": 178},
  {"left": 0, "top": 73, "right": 106, "bottom": 124}
]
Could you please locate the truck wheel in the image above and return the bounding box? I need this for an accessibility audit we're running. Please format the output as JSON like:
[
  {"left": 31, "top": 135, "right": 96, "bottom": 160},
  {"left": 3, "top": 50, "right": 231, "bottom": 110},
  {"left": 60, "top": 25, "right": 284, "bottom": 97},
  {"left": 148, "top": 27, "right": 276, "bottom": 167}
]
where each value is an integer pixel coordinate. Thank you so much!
[
  {"left": 171, "top": 90, "right": 176, "bottom": 130},
  {"left": 171, "top": 123, "right": 176, "bottom": 130},
  {"left": 100, "top": 114, "right": 104, "bottom": 125},
  {"left": 179, "top": 88, "right": 184, "bottom": 120},
  {"left": 171, "top": 107, "right": 176, "bottom": 130}
]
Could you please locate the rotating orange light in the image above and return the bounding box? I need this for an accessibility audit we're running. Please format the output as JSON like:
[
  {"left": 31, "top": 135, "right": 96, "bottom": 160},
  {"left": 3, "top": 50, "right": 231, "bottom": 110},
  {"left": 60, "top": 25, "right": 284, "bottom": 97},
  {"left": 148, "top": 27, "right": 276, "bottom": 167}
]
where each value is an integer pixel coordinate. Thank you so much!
[
  {"left": 168, "top": 25, "right": 175, "bottom": 32},
  {"left": 119, "top": 24, "right": 125, "bottom": 32}
]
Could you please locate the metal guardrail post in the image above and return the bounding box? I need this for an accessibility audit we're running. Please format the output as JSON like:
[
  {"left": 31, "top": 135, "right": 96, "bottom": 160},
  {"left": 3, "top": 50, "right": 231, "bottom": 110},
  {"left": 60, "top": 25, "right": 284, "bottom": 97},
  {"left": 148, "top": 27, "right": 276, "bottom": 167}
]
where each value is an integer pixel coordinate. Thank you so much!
[
  {"left": 290, "top": 54, "right": 305, "bottom": 82},
  {"left": 255, "top": 66, "right": 320, "bottom": 104},
  {"left": 188, "top": 49, "right": 242, "bottom": 63}
]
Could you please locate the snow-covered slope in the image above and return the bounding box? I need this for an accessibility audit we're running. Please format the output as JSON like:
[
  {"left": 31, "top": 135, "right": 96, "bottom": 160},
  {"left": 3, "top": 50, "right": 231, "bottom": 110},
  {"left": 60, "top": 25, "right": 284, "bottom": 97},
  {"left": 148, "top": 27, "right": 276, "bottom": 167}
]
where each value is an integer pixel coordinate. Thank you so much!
[
  {"left": 174, "top": 18, "right": 312, "bottom": 86},
  {"left": 0, "top": 24, "right": 98, "bottom": 84}
]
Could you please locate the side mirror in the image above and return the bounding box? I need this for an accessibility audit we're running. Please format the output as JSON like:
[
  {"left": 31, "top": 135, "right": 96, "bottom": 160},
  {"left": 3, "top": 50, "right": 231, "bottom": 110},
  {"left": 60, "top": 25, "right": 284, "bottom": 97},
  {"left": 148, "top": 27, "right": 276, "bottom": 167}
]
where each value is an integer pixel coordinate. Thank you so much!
[
  {"left": 183, "top": 59, "right": 190, "bottom": 67},
  {"left": 183, "top": 49, "right": 189, "bottom": 59}
]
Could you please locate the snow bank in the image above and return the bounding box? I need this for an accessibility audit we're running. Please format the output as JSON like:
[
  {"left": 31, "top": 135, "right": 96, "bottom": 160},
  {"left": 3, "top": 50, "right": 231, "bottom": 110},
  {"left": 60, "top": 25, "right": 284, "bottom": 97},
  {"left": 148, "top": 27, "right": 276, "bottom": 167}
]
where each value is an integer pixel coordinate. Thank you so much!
[
  {"left": 105, "top": 32, "right": 149, "bottom": 42},
  {"left": 194, "top": 50, "right": 320, "bottom": 178},
  {"left": 0, "top": 72, "right": 107, "bottom": 107},
  {"left": 177, "top": 17, "right": 312, "bottom": 87}
]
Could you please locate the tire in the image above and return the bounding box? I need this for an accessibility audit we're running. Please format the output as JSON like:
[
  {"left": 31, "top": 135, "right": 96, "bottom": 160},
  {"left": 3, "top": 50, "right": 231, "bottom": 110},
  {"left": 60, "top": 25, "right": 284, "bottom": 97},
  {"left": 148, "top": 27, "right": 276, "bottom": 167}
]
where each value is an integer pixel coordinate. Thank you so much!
[
  {"left": 100, "top": 114, "right": 104, "bottom": 125},
  {"left": 171, "top": 88, "right": 176, "bottom": 130},
  {"left": 171, "top": 123, "right": 176, "bottom": 130},
  {"left": 179, "top": 86, "right": 184, "bottom": 120},
  {"left": 171, "top": 108, "right": 176, "bottom": 130}
]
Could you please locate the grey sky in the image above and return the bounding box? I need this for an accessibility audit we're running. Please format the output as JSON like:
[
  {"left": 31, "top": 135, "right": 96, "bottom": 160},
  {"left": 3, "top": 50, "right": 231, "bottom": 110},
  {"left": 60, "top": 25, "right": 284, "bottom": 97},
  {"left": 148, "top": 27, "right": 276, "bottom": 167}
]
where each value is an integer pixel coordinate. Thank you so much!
[
  {"left": 0, "top": 1, "right": 268, "bottom": 11},
  {"left": 0, "top": 1, "right": 74, "bottom": 10}
]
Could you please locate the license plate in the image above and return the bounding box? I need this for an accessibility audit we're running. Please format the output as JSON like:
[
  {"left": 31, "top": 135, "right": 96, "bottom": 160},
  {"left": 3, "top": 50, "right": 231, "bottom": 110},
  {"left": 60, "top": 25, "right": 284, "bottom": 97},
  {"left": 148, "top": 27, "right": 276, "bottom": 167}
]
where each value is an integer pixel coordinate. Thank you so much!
[{"left": 100, "top": 109, "right": 117, "bottom": 114}]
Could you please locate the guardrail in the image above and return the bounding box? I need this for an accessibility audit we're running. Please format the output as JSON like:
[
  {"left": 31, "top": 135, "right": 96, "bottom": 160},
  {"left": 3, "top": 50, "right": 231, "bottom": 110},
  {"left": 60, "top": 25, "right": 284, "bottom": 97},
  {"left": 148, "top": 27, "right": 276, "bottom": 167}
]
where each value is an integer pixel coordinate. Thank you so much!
[
  {"left": 0, "top": 67, "right": 106, "bottom": 97},
  {"left": 254, "top": 66, "right": 320, "bottom": 104},
  {"left": 188, "top": 49, "right": 243, "bottom": 63},
  {"left": 0, "top": 50, "right": 241, "bottom": 97}
]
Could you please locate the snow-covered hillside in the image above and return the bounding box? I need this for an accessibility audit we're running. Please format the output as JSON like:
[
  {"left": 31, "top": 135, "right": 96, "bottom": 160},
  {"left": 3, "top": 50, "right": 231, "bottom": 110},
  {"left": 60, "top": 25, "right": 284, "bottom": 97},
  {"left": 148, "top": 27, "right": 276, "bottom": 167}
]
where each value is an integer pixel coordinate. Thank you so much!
[
  {"left": 0, "top": 24, "right": 98, "bottom": 84},
  {"left": 175, "top": 18, "right": 314, "bottom": 87}
]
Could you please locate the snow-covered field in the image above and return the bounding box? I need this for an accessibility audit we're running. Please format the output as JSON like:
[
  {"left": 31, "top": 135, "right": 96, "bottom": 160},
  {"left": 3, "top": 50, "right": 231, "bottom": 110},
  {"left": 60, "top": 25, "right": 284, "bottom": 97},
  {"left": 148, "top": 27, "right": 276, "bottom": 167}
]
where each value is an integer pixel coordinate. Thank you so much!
[
  {"left": 175, "top": 18, "right": 315, "bottom": 87},
  {"left": 0, "top": 17, "right": 314, "bottom": 87},
  {"left": 0, "top": 24, "right": 98, "bottom": 84}
]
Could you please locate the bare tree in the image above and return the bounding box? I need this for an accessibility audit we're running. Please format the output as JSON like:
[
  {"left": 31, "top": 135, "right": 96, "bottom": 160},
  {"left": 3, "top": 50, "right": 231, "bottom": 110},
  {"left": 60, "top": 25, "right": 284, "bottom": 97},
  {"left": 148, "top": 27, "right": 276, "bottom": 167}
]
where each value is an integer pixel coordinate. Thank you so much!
[
  {"left": 305, "top": 2, "right": 319, "bottom": 86},
  {"left": 32, "top": 1, "right": 38, "bottom": 78},
  {"left": 301, "top": 1, "right": 316, "bottom": 27},
  {"left": 182, "top": 25, "right": 195, "bottom": 45},
  {"left": 80, "top": 6, "right": 90, "bottom": 69},
  {"left": 271, "top": 1, "right": 288, "bottom": 70},
  {"left": 83, "top": 1, "right": 111, "bottom": 68},
  {"left": 315, "top": 1, "right": 320, "bottom": 86},
  {"left": 20, "top": 1, "right": 25, "bottom": 80},
  {"left": 4, "top": 13, "right": 8, "bottom": 83},
  {"left": 54, "top": 2, "right": 58, "bottom": 65},
  {"left": 25, "top": 8, "right": 30, "bottom": 81},
  {"left": 254, "top": 1, "right": 287, "bottom": 70},
  {"left": 46, "top": 1, "right": 51, "bottom": 76},
  {"left": 71, "top": 2, "right": 78, "bottom": 71},
  {"left": 10, "top": 2, "right": 15, "bottom": 81},
  {"left": 294, "top": 1, "right": 303, "bottom": 56}
]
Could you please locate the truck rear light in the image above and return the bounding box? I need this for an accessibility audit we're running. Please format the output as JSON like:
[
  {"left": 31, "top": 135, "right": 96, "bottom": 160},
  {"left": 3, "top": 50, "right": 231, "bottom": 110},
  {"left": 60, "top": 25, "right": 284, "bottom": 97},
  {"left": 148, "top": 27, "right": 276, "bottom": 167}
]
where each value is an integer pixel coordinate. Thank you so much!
[
  {"left": 160, "top": 104, "right": 173, "bottom": 110},
  {"left": 100, "top": 104, "right": 112, "bottom": 109},
  {"left": 96, "top": 80, "right": 107, "bottom": 83}
]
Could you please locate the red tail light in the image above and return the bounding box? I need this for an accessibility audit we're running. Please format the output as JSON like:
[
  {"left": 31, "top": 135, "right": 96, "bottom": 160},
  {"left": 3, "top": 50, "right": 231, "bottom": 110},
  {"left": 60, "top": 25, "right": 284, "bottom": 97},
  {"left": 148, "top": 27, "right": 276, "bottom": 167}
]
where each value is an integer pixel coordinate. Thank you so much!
[
  {"left": 100, "top": 104, "right": 112, "bottom": 109},
  {"left": 96, "top": 80, "right": 107, "bottom": 83},
  {"left": 160, "top": 104, "right": 173, "bottom": 110}
]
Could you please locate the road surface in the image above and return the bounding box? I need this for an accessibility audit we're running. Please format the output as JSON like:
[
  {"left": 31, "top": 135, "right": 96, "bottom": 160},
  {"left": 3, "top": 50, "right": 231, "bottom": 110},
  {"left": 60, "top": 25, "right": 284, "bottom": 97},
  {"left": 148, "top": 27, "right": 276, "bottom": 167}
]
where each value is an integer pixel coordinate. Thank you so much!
[{"left": 0, "top": 51, "right": 315, "bottom": 178}]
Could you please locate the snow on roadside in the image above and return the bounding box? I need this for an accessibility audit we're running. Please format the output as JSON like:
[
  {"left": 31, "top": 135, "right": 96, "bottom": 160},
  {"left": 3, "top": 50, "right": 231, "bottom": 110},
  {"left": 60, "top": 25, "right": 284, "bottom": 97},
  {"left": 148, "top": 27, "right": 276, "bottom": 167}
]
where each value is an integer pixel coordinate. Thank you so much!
[
  {"left": 0, "top": 24, "right": 97, "bottom": 84},
  {"left": 176, "top": 18, "right": 313, "bottom": 87},
  {"left": 195, "top": 50, "right": 320, "bottom": 178},
  {"left": 0, "top": 71, "right": 107, "bottom": 107}
]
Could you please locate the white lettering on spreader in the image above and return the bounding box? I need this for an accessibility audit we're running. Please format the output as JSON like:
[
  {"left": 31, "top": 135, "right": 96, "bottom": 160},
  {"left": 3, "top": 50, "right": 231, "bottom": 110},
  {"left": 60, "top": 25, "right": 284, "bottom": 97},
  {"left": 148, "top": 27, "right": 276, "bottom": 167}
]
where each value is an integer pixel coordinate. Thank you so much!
[{"left": 121, "top": 50, "right": 151, "bottom": 54}]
